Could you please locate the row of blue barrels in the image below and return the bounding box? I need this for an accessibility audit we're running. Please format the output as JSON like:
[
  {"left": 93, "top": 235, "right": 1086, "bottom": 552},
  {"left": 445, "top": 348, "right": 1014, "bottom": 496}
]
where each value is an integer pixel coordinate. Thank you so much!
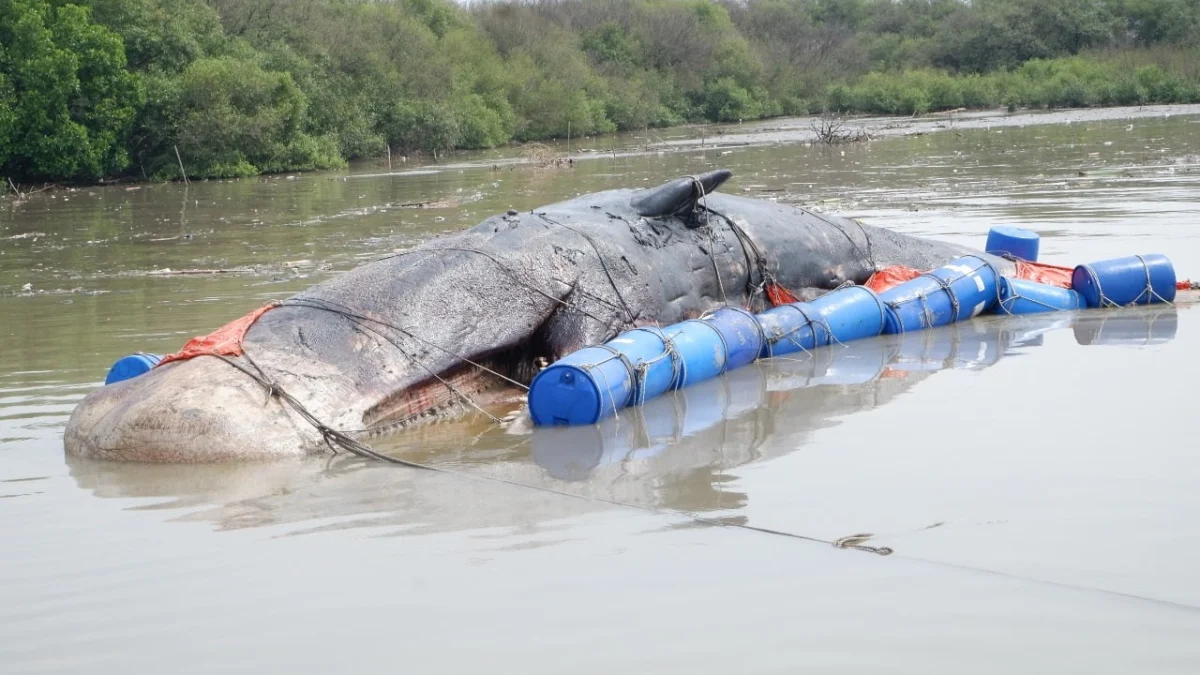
[
  {"left": 529, "top": 248, "right": 1179, "bottom": 426},
  {"left": 529, "top": 254, "right": 991, "bottom": 426},
  {"left": 992, "top": 253, "right": 1177, "bottom": 315},
  {"left": 527, "top": 285, "right": 890, "bottom": 426}
]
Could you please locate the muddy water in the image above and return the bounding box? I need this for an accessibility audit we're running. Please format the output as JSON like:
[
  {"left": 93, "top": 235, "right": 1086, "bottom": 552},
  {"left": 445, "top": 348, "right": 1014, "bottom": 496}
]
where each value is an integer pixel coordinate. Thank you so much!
[{"left": 3, "top": 105, "right": 1200, "bottom": 673}]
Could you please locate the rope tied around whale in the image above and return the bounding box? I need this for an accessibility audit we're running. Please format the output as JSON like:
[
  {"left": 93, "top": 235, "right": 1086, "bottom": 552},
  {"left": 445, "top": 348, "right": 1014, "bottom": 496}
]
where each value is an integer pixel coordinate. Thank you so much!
[
  {"left": 536, "top": 213, "right": 638, "bottom": 327},
  {"left": 686, "top": 175, "right": 799, "bottom": 311}
]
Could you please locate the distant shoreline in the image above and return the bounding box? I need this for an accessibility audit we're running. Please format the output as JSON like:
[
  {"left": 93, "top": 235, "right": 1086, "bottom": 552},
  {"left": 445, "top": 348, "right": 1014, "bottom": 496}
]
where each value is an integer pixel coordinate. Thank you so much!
[
  {"left": 7, "top": 103, "right": 1200, "bottom": 199},
  {"left": 335, "top": 103, "right": 1200, "bottom": 181}
]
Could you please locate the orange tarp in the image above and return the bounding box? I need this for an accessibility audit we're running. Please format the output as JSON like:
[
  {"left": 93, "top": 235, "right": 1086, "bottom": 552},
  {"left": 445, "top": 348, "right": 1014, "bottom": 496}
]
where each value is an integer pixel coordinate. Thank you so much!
[
  {"left": 864, "top": 266, "right": 923, "bottom": 293},
  {"left": 1013, "top": 260, "right": 1074, "bottom": 289},
  {"left": 156, "top": 302, "right": 279, "bottom": 367},
  {"left": 765, "top": 282, "right": 799, "bottom": 306}
]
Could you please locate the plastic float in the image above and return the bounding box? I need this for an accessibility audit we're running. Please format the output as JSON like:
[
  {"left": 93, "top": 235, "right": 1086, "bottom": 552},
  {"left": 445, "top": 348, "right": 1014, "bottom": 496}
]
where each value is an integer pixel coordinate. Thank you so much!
[
  {"left": 995, "top": 277, "right": 1085, "bottom": 315},
  {"left": 528, "top": 241, "right": 1185, "bottom": 426},
  {"left": 985, "top": 225, "right": 1040, "bottom": 262},
  {"left": 526, "top": 307, "right": 763, "bottom": 426},
  {"left": 757, "top": 285, "right": 889, "bottom": 358},
  {"left": 1072, "top": 254, "right": 1177, "bottom": 307},
  {"left": 878, "top": 255, "right": 1000, "bottom": 333},
  {"left": 104, "top": 353, "right": 163, "bottom": 385}
]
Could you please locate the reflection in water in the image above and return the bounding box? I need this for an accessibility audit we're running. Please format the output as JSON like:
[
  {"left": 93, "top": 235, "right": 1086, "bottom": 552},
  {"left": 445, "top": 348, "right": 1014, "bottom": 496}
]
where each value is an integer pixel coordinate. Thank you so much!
[
  {"left": 67, "top": 307, "right": 1179, "bottom": 536},
  {"left": 1073, "top": 308, "right": 1178, "bottom": 346}
]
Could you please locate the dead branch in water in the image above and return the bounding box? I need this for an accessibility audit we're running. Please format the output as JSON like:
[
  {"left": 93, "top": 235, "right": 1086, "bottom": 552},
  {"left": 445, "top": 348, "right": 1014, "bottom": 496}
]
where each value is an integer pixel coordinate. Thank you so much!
[
  {"left": 810, "top": 115, "right": 875, "bottom": 146},
  {"left": 5, "top": 177, "right": 26, "bottom": 202},
  {"left": 521, "top": 142, "right": 573, "bottom": 169},
  {"left": 396, "top": 197, "right": 460, "bottom": 209}
]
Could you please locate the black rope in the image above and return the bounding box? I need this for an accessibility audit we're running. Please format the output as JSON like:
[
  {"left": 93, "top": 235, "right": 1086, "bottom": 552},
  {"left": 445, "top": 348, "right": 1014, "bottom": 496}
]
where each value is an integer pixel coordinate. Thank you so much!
[
  {"left": 536, "top": 213, "right": 638, "bottom": 327},
  {"left": 800, "top": 206, "right": 877, "bottom": 271},
  {"left": 376, "top": 245, "right": 630, "bottom": 318},
  {"left": 213, "top": 353, "right": 430, "bottom": 467},
  {"left": 377, "top": 246, "right": 611, "bottom": 326},
  {"left": 700, "top": 206, "right": 780, "bottom": 311},
  {"left": 261, "top": 301, "right": 507, "bottom": 425},
  {"left": 281, "top": 297, "right": 530, "bottom": 391}
]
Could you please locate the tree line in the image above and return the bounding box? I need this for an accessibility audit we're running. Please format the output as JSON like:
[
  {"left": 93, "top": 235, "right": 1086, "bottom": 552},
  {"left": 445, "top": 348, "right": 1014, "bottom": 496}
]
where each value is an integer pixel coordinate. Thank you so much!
[{"left": 2, "top": 0, "right": 1199, "bottom": 184}]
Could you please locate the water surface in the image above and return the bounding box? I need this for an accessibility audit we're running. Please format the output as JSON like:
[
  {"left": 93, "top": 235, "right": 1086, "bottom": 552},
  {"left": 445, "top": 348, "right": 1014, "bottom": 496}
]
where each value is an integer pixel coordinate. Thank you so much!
[{"left": 3, "top": 106, "right": 1200, "bottom": 673}]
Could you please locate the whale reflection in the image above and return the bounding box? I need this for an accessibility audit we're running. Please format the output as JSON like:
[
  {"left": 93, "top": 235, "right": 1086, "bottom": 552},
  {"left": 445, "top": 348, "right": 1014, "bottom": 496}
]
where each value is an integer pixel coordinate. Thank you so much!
[{"left": 67, "top": 307, "right": 1180, "bottom": 535}]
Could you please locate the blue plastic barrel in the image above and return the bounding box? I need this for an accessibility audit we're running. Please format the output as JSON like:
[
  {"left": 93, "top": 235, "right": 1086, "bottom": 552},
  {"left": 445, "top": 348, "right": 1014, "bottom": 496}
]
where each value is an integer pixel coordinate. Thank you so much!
[
  {"left": 995, "top": 277, "right": 1084, "bottom": 315},
  {"left": 660, "top": 320, "right": 727, "bottom": 387},
  {"left": 808, "top": 285, "right": 889, "bottom": 345},
  {"left": 609, "top": 328, "right": 681, "bottom": 405},
  {"left": 528, "top": 346, "right": 635, "bottom": 426},
  {"left": 880, "top": 255, "right": 1000, "bottom": 334},
  {"left": 986, "top": 226, "right": 1040, "bottom": 261},
  {"left": 757, "top": 304, "right": 817, "bottom": 357},
  {"left": 1071, "top": 254, "right": 1176, "bottom": 308},
  {"left": 701, "top": 307, "right": 763, "bottom": 372},
  {"left": 104, "top": 353, "right": 163, "bottom": 385}
]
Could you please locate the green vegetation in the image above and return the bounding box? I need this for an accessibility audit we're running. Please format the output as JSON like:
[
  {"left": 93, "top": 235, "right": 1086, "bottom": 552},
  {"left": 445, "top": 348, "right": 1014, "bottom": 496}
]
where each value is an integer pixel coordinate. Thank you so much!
[{"left": 2, "top": 0, "right": 1200, "bottom": 184}]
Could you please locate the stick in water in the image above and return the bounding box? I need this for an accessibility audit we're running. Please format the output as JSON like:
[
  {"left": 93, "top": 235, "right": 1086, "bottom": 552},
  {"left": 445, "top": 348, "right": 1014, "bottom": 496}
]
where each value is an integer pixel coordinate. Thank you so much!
[{"left": 174, "top": 145, "right": 190, "bottom": 186}]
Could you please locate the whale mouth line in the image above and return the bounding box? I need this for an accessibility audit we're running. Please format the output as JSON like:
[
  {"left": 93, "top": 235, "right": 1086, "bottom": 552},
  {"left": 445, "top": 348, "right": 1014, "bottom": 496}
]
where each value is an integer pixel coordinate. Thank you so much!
[
  {"left": 353, "top": 305, "right": 568, "bottom": 433},
  {"left": 360, "top": 349, "right": 541, "bottom": 432}
]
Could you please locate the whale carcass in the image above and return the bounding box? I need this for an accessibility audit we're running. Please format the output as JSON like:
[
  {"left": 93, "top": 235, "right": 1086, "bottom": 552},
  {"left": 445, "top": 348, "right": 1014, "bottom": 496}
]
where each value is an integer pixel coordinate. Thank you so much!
[{"left": 64, "top": 169, "right": 1010, "bottom": 462}]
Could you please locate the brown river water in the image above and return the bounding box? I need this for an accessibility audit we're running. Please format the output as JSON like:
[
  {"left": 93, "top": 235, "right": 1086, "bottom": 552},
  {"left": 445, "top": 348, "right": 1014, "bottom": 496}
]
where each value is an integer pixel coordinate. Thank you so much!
[{"left": 3, "top": 105, "right": 1200, "bottom": 673}]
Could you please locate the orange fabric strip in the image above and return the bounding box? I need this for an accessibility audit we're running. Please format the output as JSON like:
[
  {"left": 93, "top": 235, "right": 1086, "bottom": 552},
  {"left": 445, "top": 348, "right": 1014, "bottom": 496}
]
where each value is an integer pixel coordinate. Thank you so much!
[
  {"left": 156, "top": 302, "right": 280, "bottom": 367},
  {"left": 864, "top": 266, "right": 923, "bottom": 293},
  {"left": 1013, "top": 260, "right": 1074, "bottom": 289}
]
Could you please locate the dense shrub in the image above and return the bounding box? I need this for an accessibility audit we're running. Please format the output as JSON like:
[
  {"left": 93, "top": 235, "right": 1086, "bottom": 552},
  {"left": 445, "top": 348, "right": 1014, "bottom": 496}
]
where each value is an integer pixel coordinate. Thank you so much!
[
  {"left": 0, "top": 0, "right": 143, "bottom": 181},
  {"left": 3, "top": 0, "right": 1200, "bottom": 183}
]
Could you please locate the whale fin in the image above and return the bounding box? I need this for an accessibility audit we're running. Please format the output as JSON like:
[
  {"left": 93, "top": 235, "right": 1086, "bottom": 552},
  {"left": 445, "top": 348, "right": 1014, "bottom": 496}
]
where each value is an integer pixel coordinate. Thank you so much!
[{"left": 631, "top": 169, "right": 732, "bottom": 221}]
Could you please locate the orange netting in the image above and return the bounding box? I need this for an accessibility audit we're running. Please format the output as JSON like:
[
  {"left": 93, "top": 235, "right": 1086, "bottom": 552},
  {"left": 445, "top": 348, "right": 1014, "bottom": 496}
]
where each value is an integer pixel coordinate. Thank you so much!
[{"left": 156, "top": 302, "right": 279, "bottom": 368}]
